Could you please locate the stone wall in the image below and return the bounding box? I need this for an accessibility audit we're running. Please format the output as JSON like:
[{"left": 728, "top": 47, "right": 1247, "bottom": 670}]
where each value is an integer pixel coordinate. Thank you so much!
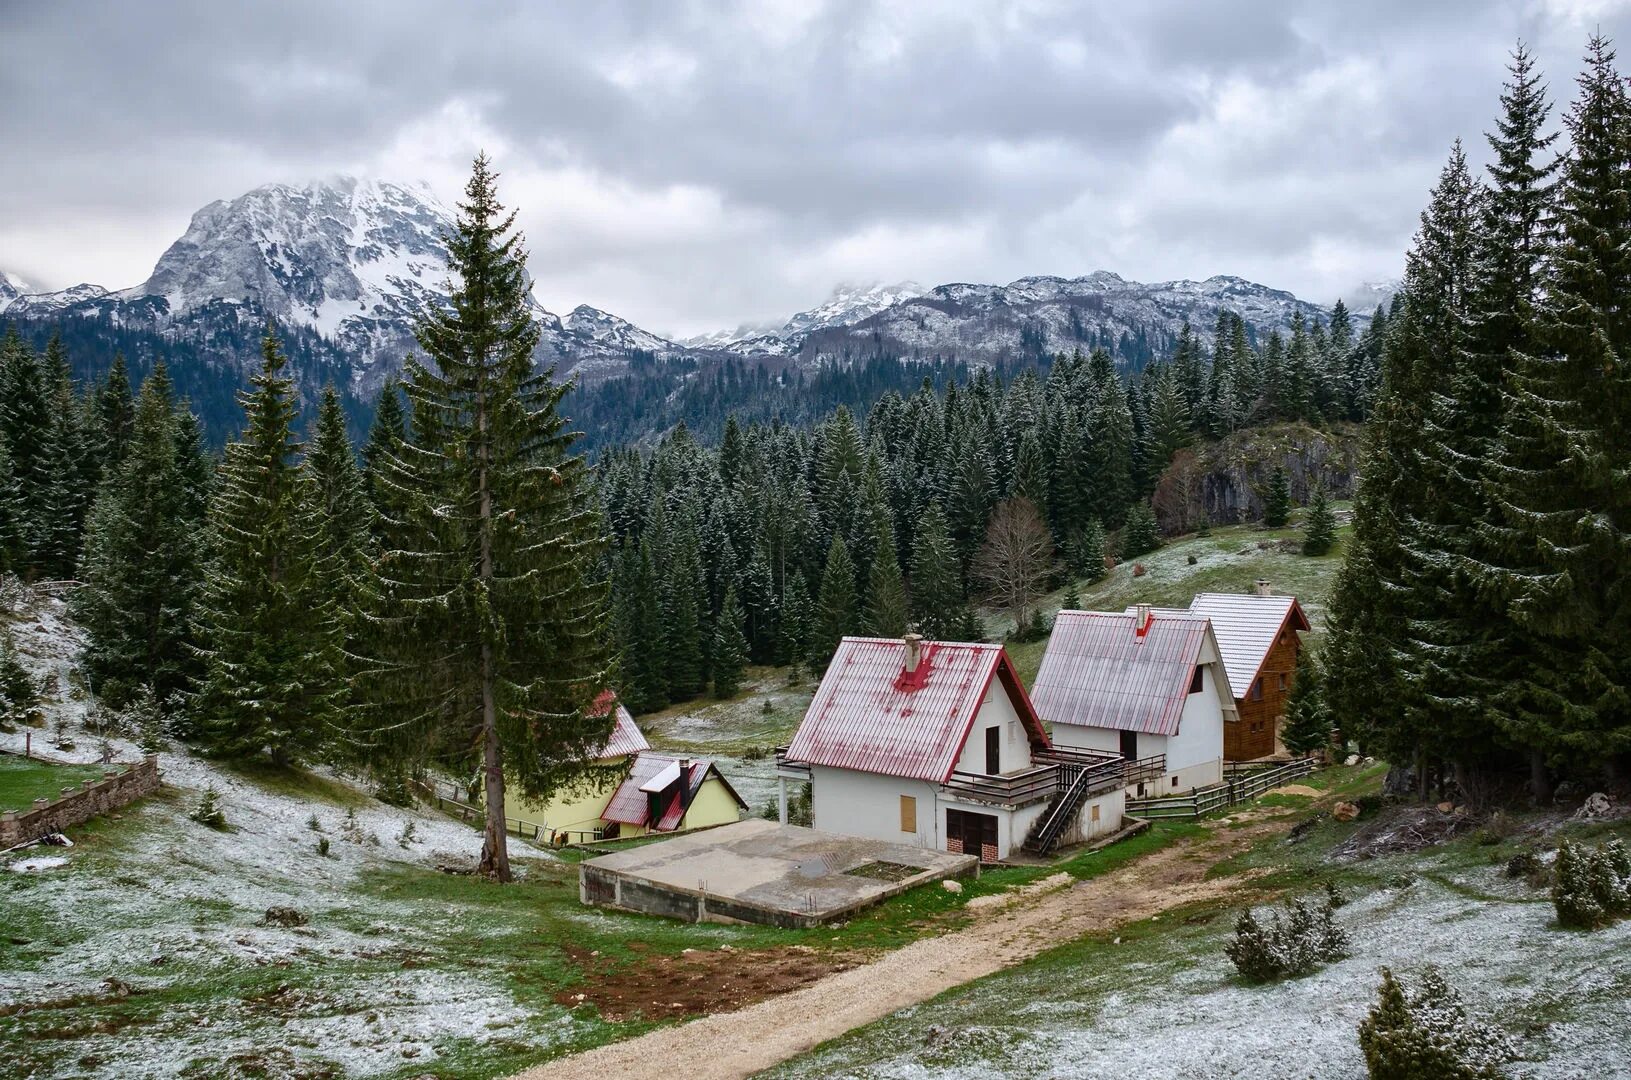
[{"left": 0, "top": 754, "right": 161, "bottom": 848}]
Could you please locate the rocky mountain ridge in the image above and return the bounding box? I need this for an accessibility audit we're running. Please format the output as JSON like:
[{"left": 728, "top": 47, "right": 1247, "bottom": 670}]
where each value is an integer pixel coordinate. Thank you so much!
[{"left": 4, "top": 175, "right": 1375, "bottom": 414}]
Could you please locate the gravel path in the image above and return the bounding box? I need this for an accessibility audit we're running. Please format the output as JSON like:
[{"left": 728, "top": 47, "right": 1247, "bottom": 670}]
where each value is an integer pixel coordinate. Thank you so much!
[{"left": 512, "top": 818, "right": 1280, "bottom": 1080}]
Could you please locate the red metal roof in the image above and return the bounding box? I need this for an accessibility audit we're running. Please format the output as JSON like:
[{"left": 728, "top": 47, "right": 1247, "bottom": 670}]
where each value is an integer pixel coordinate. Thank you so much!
[
  {"left": 784, "top": 637, "right": 1049, "bottom": 782},
  {"left": 601, "top": 752, "right": 745, "bottom": 830},
  {"left": 590, "top": 690, "right": 650, "bottom": 759},
  {"left": 1032, "top": 611, "right": 1212, "bottom": 736}
]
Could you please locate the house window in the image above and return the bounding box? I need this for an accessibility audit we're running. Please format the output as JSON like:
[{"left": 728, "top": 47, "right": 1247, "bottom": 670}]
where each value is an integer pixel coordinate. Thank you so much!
[
  {"left": 1249, "top": 678, "right": 1264, "bottom": 702},
  {"left": 899, "top": 795, "right": 917, "bottom": 833},
  {"left": 1172, "top": 776, "right": 1180, "bottom": 788},
  {"left": 1189, "top": 666, "right": 1204, "bottom": 694},
  {"left": 1090, "top": 803, "right": 1101, "bottom": 823},
  {"left": 1278, "top": 673, "right": 1288, "bottom": 691}
]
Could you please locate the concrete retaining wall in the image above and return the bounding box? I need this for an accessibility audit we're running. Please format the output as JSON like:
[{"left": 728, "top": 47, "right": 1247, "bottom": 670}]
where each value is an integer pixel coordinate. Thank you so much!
[{"left": 0, "top": 754, "right": 161, "bottom": 847}]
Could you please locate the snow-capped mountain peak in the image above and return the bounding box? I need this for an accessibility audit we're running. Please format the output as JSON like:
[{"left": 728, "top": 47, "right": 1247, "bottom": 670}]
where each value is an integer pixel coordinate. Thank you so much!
[
  {"left": 563, "top": 304, "right": 675, "bottom": 354},
  {"left": 779, "top": 280, "right": 925, "bottom": 339},
  {"left": 0, "top": 269, "right": 35, "bottom": 310},
  {"left": 130, "top": 175, "right": 456, "bottom": 339}
]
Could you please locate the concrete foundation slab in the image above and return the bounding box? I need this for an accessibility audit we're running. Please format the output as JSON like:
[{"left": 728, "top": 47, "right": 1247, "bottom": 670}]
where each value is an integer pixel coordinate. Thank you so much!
[{"left": 578, "top": 818, "right": 978, "bottom": 928}]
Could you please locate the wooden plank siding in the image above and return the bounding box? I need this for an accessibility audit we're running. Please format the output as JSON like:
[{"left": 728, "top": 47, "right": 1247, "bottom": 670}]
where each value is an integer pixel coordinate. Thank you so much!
[{"left": 1224, "top": 627, "right": 1302, "bottom": 760}]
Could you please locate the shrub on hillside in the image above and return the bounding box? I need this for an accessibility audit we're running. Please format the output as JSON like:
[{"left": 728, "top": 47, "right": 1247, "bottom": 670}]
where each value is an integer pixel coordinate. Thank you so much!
[
  {"left": 189, "top": 786, "right": 228, "bottom": 830},
  {"left": 1225, "top": 895, "right": 1349, "bottom": 982},
  {"left": 1551, "top": 838, "right": 1631, "bottom": 929},
  {"left": 1358, "top": 966, "right": 1517, "bottom": 1080}
]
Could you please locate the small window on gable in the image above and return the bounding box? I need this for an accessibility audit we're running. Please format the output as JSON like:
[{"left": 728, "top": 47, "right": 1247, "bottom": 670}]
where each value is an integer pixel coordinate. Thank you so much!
[
  {"left": 1189, "top": 666, "right": 1204, "bottom": 694},
  {"left": 1278, "top": 673, "right": 1288, "bottom": 691},
  {"left": 1250, "top": 677, "right": 1264, "bottom": 702}
]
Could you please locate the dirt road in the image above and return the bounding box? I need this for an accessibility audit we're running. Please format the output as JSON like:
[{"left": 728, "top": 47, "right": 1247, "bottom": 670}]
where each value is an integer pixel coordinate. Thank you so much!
[{"left": 513, "top": 817, "right": 1282, "bottom": 1080}]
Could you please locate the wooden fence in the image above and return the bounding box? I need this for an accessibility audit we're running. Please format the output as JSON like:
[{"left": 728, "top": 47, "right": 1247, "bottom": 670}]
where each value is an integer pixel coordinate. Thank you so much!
[{"left": 1126, "top": 757, "right": 1319, "bottom": 820}]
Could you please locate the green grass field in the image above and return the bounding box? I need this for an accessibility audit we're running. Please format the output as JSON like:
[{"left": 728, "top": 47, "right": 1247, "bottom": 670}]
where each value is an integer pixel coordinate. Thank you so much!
[{"left": 0, "top": 753, "right": 109, "bottom": 813}]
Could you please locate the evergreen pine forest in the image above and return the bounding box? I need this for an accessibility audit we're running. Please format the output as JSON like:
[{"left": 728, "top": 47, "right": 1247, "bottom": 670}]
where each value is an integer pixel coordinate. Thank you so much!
[{"left": 2, "top": 37, "right": 1630, "bottom": 860}]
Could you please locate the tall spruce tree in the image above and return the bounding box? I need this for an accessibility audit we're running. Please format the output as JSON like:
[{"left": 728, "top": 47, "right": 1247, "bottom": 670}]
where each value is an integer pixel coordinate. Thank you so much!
[
  {"left": 194, "top": 329, "right": 344, "bottom": 765},
  {"left": 358, "top": 156, "right": 612, "bottom": 881},
  {"left": 1262, "top": 466, "right": 1292, "bottom": 528},
  {"left": 778, "top": 569, "right": 814, "bottom": 671},
  {"left": 1121, "top": 499, "right": 1160, "bottom": 559},
  {"left": 95, "top": 353, "right": 136, "bottom": 475},
  {"left": 1326, "top": 143, "right": 1481, "bottom": 779},
  {"left": 1301, "top": 484, "right": 1337, "bottom": 556},
  {"left": 74, "top": 363, "right": 204, "bottom": 708},
  {"left": 1491, "top": 37, "right": 1631, "bottom": 776},
  {"left": 909, "top": 503, "right": 964, "bottom": 640},
  {"left": 711, "top": 587, "right": 748, "bottom": 699},
  {"left": 361, "top": 378, "right": 408, "bottom": 538},
  {"left": 811, "top": 534, "right": 857, "bottom": 668},
  {"left": 862, "top": 518, "right": 909, "bottom": 637},
  {"left": 306, "top": 385, "right": 372, "bottom": 605},
  {"left": 1408, "top": 47, "right": 1561, "bottom": 796}
]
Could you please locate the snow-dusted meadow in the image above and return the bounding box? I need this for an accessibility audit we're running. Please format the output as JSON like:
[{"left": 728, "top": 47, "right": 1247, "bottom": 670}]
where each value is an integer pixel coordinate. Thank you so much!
[
  {"left": 764, "top": 842, "right": 1631, "bottom": 1079},
  {"left": 0, "top": 591, "right": 591, "bottom": 1078}
]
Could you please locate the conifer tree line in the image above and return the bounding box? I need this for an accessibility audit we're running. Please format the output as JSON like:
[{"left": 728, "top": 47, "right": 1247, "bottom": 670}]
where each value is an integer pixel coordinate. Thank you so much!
[
  {"left": 1324, "top": 39, "right": 1631, "bottom": 800},
  {"left": 596, "top": 302, "right": 1379, "bottom": 715},
  {"left": 0, "top": 157, "right": 610, "bottom": 881}
]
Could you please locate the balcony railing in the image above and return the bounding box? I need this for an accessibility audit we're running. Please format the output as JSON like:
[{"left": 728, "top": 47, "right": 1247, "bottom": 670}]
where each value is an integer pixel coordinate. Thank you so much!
[
  {"left": 774, "top": 744, "right": 1165, "bottom": 804},
  {"left": 940, "top": 763, "right": 1065, "bottom": 805},
  {"left": 772, "top": 746, "right": 811, "bottom": 780}
]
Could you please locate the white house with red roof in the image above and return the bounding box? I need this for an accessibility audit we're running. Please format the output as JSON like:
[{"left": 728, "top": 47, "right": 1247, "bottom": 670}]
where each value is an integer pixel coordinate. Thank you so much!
[
  {"left": 1031, "top": 606, "right": 1237, "bottom": 794},
  {"left": 781, "top": 635, "right": 1127, "bottom": 862}
]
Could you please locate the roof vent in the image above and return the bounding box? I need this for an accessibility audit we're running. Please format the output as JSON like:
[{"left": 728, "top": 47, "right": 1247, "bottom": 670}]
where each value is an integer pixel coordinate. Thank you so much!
[
  {"left": 1134, "top": 603, "right": 1153, "bottom": 638},
  {"left": 903, "top": 632, "right": 924, "bottom": 673},
  {"left": 1254, "top": 579, "right": 1273, "bottom": 597}
]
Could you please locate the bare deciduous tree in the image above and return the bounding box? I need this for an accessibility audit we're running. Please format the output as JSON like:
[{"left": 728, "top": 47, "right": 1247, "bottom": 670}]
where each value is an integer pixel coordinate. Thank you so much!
[
  {"left": 1153, "top": 448, "right": 1206, "bottom": 535},
  {"left": 973, "top": 497, "right": 1054, "bottom": 631}
]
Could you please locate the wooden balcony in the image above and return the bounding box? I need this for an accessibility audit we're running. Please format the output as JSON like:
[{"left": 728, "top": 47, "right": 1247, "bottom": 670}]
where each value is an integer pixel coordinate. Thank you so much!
[{"left": 940, "top": 764, "right": 1064, "bottom": 806}]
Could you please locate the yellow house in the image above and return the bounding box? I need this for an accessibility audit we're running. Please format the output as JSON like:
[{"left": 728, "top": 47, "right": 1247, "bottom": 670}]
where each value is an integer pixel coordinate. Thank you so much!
[
  {"left": 506, "top": 691, "right": 747, "bottom": 843},
  {"left": 599, "top": 753, "right": 748, "bottom": 839}
]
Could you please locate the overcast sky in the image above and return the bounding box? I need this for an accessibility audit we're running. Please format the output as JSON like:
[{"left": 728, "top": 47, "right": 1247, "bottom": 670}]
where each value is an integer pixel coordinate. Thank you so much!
[{"left": 2, "top": 0, "right": 1627, "bottom": 337}]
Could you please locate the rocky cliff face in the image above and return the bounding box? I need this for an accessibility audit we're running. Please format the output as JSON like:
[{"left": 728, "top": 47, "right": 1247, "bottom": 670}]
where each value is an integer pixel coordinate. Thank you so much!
[{"left": 1198, "top": 423, "right": 1364, "bottom": 525}]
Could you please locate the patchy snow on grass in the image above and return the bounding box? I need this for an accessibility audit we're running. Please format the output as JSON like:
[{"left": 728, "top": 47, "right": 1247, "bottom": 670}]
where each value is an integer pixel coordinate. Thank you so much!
[
  {"left": 1, "top": 586, "right": 582, "bottom": 1077},
  {"left": 768, "top": 869, "right": 1631, "bottom": 1080}
]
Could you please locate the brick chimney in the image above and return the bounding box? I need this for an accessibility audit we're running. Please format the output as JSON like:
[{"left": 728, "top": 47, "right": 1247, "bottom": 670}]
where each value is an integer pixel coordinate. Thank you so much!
[
  {"left": 1134, "top": 603, "right": 1153, "bottom": 636},
  {"left": 903, "top": 632, "right": 924, "bottom": 673},
  {"left": 1254, "top": 579, "right": 1273, "bottom": 597}
]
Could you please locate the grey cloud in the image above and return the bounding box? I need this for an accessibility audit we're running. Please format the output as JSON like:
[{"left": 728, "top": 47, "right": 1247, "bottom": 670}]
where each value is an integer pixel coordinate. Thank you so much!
[{"left": 2, "top": 0, "right": 1629, "bottom": 336}]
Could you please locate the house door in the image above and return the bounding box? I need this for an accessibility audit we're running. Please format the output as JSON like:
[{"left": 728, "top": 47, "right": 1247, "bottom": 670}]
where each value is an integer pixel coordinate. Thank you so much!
[
  {"left": 947, "top": 808, "right": 999, "bottom": 862},
  {"left": 1119, "top": 730, "right": 1139, "bottom": 761},
  {"left": 985, "top": 726, "right": 1001, "bottom": 774}
]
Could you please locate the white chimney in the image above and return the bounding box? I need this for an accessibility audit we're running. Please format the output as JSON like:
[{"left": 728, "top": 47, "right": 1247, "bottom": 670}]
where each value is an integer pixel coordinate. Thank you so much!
[
  {"left": 1134, "top": 604, "right": 1153, "bottom": 633},
  {"left": 1255, "top": 579, "right": 1273, "bottom": 597},
  {"left": 903, "top": 633, "right": 924, "bottom": 673}
]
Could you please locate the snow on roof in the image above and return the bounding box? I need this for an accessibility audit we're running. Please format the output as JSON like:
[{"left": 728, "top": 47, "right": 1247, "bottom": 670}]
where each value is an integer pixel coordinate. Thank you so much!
[
  {"left": 784, "top": 637, "right": 1048, "bottom": 782},
  {"left": 601, "top": 753, "right": 746, "bottom": 831},
  {"left": 1185, "top": 592, "right": 1308, "bottom": 696},
  {"left": 590, "top": 690, "right": 649, "bottom": 759},
  {"left": 1032, "top": 611, "right": 1214, "bottom": 736}
]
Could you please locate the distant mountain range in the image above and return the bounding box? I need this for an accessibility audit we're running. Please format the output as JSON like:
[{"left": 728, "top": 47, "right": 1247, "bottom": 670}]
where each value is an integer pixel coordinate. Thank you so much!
[{"left": 2, "top": 175, "right": 1384, "bottom": 441}]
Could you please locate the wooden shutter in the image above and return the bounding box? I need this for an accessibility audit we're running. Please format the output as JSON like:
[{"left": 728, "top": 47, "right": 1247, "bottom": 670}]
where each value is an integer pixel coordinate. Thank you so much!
[{"left": 899, "top": 795, "right": 917, "bottom": 833}]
